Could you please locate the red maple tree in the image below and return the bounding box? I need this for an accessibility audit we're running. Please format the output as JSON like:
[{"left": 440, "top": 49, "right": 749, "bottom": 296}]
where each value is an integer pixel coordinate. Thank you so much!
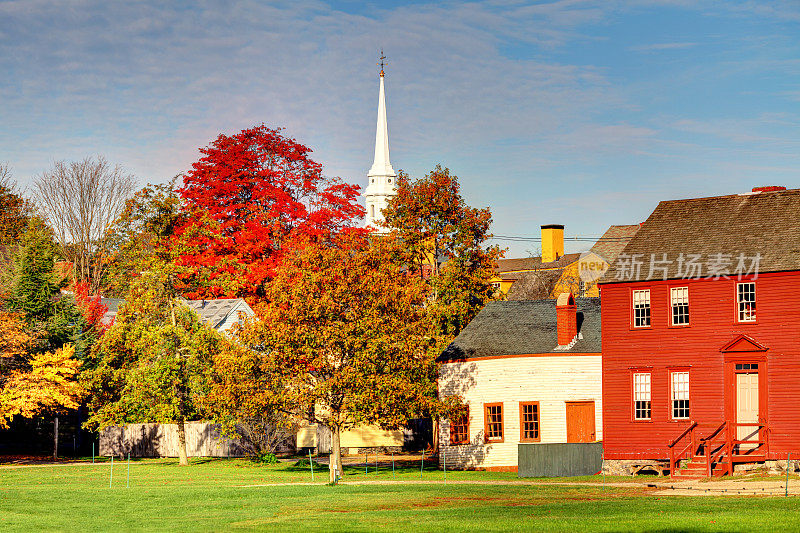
[
  {"left": 73, "top": 281, "right": 109, "bottom": 331},
  {"left": 177, "top": 125, "right": 365, "bottom": 301}
]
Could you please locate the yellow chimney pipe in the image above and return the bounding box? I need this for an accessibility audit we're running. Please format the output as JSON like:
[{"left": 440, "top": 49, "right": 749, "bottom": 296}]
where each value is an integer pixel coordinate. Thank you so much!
[{"left": 541, "top": 224, "right": 564, "bottom": 263}]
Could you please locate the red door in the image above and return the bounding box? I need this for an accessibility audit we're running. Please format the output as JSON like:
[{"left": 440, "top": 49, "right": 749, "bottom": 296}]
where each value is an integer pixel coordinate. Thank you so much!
[{"left": 566, "top": 401, "right": 596, "bottom": 443}]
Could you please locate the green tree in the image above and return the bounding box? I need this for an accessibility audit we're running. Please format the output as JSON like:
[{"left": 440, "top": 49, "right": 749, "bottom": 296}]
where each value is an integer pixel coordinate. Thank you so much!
[
  {"left": 239, "top": 232, "right": 457, "bottom": 482},
  {"left": 201, "top": 337, "right": 297, "bottom": 458},
  {"left": 83, "top": 271, "right": 224, "bottom": 465},
  {"left": 4, "top": 220, "right": 87, "bottom": 356}
]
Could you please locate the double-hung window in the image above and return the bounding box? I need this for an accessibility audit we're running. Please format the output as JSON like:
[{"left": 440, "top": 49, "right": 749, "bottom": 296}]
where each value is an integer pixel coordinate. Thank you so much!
[
  {"left": 484, "top": 403, "right": 504, "bottom": 442},
  {"left": 633, "top": 290, "right": 651, "bottom": 328},
  {"left": 671, "top": 372, "right": 690, "bottom": 419},
  {"left": 633, "top": 373, "right": 651, "bottom": 420},
  {"left": 449, "top": 407, "right": 469, "bottom": 445},
  {"left": 670, "top": 287, "right": 690, "bottom": 325},
  {"left": 519, "top": 402, "right": 540, "bottom": 442},
  {"left": 737, "top": 282, "right": 756, "bottom": 322}
]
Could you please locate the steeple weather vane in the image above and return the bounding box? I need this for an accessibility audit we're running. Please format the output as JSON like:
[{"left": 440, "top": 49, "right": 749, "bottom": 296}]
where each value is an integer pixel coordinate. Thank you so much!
[{"left": 378, "top": 50, "right": 387, "bottom": 77}]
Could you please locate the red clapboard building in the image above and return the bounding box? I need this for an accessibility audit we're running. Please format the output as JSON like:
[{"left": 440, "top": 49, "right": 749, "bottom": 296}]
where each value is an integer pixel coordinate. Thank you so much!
[{"left": 599, "top": 186, "right": 800, "bottom": 478}]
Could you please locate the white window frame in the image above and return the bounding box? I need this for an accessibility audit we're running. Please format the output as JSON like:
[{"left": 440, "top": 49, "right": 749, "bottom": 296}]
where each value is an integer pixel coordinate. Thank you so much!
[
  {"left": 671, "top": 371, "right": 690, "bottom": 420},
  {"left": 632, "top": 290, "right": 651, "bottom": 328},
  {"left": 737, "top": 282, "right": 756, "bottom": 322},
  {"left": 670, "top": 287, "right": 690, "bottom": 325},
  {"left": 633, "top": 372, "right": 651, "bottom": 420}
]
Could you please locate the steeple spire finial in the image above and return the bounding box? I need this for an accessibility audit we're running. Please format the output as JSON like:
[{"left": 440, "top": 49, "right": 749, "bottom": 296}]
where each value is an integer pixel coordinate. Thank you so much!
[{"left": 377, "top": 50, "right": 387, "bottom": 77}]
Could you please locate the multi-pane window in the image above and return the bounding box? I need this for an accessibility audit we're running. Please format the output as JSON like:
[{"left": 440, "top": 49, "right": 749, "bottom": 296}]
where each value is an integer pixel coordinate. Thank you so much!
[
  {"left": 633, "top": 290, "right": 651, "bottom": 328},
  {"left": 484, "top": 403, "right": 504, "bottom": 441},
  {"left": 737, "top": 282, "right": 756, "bottom": 322},
  {"left": 671, "top": 372, "right": 690, "bottom": 419},
  {"left": 520, "top": 402, "right": 540, "bottom": 442},
  {"left": 449, "top": 408, "right": 469, "bottom": 445},
  {"left": 633, "top": 373, "right": 651, "bottom": 420},
  {"left": 671, "top": 287, "right": 690, "bottom": 325}
]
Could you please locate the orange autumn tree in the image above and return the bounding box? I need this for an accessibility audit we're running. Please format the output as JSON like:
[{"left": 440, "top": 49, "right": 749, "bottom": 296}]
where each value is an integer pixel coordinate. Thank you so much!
[
  {"left": 383, "top": 165, "right": 501, "bottom": 341},
  {"left": 239, "top": 231, "right": 457, "bottom": 482},
  {"left": 0, "top": 311, "right": 33, "bottom": 385},
  {"left": 383, "top": 165, "right": 501, "bottom": 452}
]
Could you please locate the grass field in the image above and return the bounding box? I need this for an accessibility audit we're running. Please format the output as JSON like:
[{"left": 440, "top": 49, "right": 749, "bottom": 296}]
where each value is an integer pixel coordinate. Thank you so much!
[{"left": 1, "top": 458, "right": 800, "bottom": 532}]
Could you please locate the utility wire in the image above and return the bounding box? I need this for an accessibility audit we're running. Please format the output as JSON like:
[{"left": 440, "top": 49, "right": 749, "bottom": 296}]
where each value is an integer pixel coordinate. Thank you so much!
[{"left": 489, "top": 235, "right": 634, "bottom": 243}]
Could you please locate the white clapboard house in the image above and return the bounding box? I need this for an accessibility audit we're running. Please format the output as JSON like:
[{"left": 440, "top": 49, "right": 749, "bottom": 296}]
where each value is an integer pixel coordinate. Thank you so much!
[{"left": 437, "top": 294, "right": 602, "bottom": 471}]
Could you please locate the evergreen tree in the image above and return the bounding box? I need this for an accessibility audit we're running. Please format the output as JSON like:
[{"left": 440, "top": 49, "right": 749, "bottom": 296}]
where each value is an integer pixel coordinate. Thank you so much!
[{"left": 5, "top": 220, "right": 87, "bottom": 356}]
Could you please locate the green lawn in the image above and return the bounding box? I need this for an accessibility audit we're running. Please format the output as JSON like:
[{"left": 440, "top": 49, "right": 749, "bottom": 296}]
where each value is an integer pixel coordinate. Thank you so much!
[{"left": 0, "top": 458, "right": 799, "bottom": 532}]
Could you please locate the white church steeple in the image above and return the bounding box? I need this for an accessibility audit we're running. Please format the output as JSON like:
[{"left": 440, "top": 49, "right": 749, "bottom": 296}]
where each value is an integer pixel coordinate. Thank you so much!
[{"left": 364, "top": 51, "right": 397, "bottom": 230}]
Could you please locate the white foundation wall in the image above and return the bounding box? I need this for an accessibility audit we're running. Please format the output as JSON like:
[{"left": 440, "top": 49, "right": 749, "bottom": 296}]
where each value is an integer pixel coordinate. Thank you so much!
[{"left": 438, "top": 355, "right": 602, "bottom": 470}]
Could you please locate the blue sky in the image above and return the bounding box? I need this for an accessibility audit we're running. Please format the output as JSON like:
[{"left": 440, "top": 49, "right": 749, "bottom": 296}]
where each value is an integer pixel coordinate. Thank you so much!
[{"left": 1, "top": 0, "right": 798, "bottom": 256}]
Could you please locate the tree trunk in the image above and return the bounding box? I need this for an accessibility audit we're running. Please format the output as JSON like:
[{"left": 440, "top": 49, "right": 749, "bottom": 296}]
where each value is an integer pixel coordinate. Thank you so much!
[
  {"left": 177, "top": 419, "right": 189, "bottom": 466},
  {"left": 328, "top": 427, "right": 341, "bottom": 484},
  {"left": 53, "top": 416, "right": 59, "bottom": 460},
  {"left": 432, "top": 418, "right": 439, "bottom": 455}
]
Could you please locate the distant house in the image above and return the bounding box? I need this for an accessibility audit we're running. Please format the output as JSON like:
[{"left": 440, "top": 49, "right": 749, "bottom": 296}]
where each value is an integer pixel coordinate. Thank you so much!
[
  {"left": 600, "top": 186, "right": 800, "bottom": 478},
  {"left": 492, "top": 225, "right": 581, "bottom": 297},
  {"left": 437, "top": 294, "right": 601, "bottom": 471},
  {"left": 496, "top": 224, "right": 639, "bottom": 300},
  {"left": 100, "top": 297, "right": 254, "bottom": 333}
]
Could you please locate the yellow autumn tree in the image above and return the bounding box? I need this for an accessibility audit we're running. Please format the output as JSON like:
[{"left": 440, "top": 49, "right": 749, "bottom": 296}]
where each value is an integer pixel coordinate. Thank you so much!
[{"left": 0, "top": 312, "right": 84, "bottom": 428}]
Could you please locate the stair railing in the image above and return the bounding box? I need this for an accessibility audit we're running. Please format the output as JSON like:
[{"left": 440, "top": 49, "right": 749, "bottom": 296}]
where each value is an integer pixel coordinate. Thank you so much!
[
  {"left": 700, "top": 421, "right": 728, "bottom": 477},
  {"left": 730, "top": 421, "right": 768, "bottom": 456},
  {"left": 667, "top": 421, "right": 698, "bottom": 477}
]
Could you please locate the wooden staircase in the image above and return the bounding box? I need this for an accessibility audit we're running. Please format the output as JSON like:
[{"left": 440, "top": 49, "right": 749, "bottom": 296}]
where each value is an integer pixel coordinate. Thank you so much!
[
  {"left": 667, "top": 421, "right": 768, "bottom": 479},
  {"left": 672, "top": 455, "right": 728, "bottom": 479}
]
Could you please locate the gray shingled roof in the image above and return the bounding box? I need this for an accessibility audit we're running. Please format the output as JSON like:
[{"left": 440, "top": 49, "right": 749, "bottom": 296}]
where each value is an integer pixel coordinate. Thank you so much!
[
  {"left": 183, "top": 299, "right": 248, "bottom": 329},
  {"left": 100, "top": 297, "right": 251, "bottom": 330},
  {"left": 437, "top": 298, "right": 601, "bottom": 362},
  {"left": 602, "top": 188, "right": 800, "bottom": 283}
]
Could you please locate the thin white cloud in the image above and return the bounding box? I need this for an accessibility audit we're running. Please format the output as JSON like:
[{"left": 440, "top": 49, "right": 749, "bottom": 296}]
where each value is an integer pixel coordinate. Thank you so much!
[{"left": 630, "top": 42, "right": 699, "bottom": 51}]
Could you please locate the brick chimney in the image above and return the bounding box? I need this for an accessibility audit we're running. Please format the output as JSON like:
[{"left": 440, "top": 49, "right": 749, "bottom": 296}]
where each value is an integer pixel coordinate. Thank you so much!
[
  {"left": 752, "top": 186, "right": 786, "bottom": 193},
  {"left": 556, "top": 292, "right": 577, "bottom": 346},
  {"left": 541, "top": 224, "right": 564, "bottom": 263}
]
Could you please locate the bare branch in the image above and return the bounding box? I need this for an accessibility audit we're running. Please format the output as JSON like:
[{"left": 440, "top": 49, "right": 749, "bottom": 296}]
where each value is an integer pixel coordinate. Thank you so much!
[
  {"left": 34, "top": 156, "right": 135, "bottom": 293},
  {"left": 0, "top": 162, "right": 16, "bottom": 192}
]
